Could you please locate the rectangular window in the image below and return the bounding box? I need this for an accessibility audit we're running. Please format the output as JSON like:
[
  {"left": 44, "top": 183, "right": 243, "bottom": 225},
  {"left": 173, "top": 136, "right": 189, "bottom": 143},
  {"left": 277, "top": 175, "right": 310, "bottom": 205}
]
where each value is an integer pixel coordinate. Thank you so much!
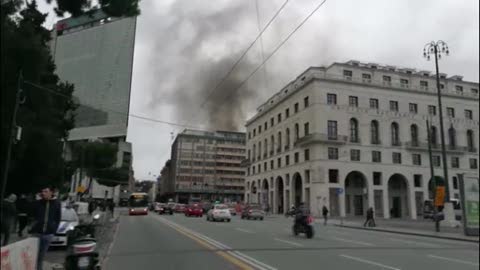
[
  {"left": 413, "top": 154, "right": 422, "bottom": 165},
  {"left": 264, "top": 122, "right": 267, "bottom": 130},
  {"left": 264, "top": 162, "right": 267, "bottom": 171},
  {"left": 294, "top": 103, "right": 299, "bottom": 113},
  {"left": 440, "top": 84, "right": 445, "bottom": 89},
  {"left": 409, "top": 103, "right": 418, "bottom": 114},
  {"left": 433, "top": 156, "right": 441, "bottom": 167},
  {"left": 453, "top": 177, "right": 459, "bottom": 190},
  {"left": 428, "top": 105, "right": 437, "bottom": 116},
  {"left": 349, "top": 96, "right": 358, "bottom": 107},
  {"left": 373, "top": 172, "right": 382, "bottom": 185},
  {"left": 304, "top": 149, "right": 310, "bottom": 161},
  {"left": 470, "top": 158, "right": 478, "bottom": 169},
  {"left": 271, "top": 118, "right": 274, "bottom": 127},
  {"left": 343, "top": 70, "right": 353, "bottom": 79},
  {"left": 253, "top": 129, "right": 256, "bottom": 137},
  {"left": 420, "top": 80, "right": 429, "bottom": 89},
  {"left": 259, "top": 125, "right": 262, "bottom": 134},
  {"left": 390, "top": 101, "right": 399, "bottom": 112},
  {"left": 393, "top": 152, "right": 402, "bottom": 164},
  {"left": 327, "top": 93, "right": 337, "bottom": 105},
  {"left": 327, "top": 120, "right": 338, "bottom": 140},
  {"left": 270, "top": 160, "right": 274, "bottom": 170},
  {"left": 472, "top": 88, "right": 479, "bottom": 94},
  {"left": 277, "top": 158, "right": 281, "bottom": 168},
  {"left": 304, "top": 96, "right": 309, "bottom": 108},
  {"left": 329, "top": 169, "right": 339, "bottom": 183},
  {"left": 286, "top": 108, "right": 290, "bottom": 118},
  {"left": 451, "top": 157, "right": 460, "bottom": 168},
  {"left": 455, "top": 85, "right": 463, "bottom": 93},
  {"left": 372, "top": 151, "right": 382, "bottom": 163},
  {"left": 285, "top": 155, "right": 290, "bottom": 165},
  {"left": 304, "top": 122, "right": 310, "bottom": 136},
  {"left": 465, "top": 110, "right": 473, "bottom": 120},
  {"left": 278, "top": 113, "right": 282, "bottom": 123},
  {"left": 362, "top": 73, "right": 371, "bottom": 82},
  {"left": 350, "top": 149, "right": 360, "bottom": 161},
  {"left": 258, "top": 164, "right": 261, "bottom": 173},
  {"left": 252, "top": 166, "right": 255, "bottom": 174},
  {"left": 370, "top": 98, "right": 379, "bottom": 109},
  {"left": 447, "top": 107, "right": 455, "bottom": 118},
  {"left": 400, "top": 79, "right": 409, "bottom": 87},
  {"left": 414, "top": 174, "right": 422, "bottom": 188},
  {"left": 305, "top": 170, "right": 310, "bottom": 184},
  {"left": 328, "top": 147, "right": 339, "bottom": 160},
  {"left": 294, "top": 152, "right": 299, "bottom": 163},
  {"left": 383, "top": 75, "right": 392, "bottom": 85}
]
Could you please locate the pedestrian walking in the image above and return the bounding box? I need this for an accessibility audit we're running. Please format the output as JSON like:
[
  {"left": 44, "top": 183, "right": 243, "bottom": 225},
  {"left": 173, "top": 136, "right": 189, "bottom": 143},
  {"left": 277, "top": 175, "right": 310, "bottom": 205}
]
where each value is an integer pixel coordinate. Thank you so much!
[
  {"left": 322, "top": 206, "right": 329, "bottom": 225},
  {"left": 16, "top": 194, "right": 30, "bottom": 237},
  {"left": 364, "top": 207, "right": 376, "bottom": 227},
  {"left": 88, "top": 199, "right": 96, "bottom": 215},
  {"left": 29, "top": 186, "right": 61, "bottom": 270},
  {"left": 108, "top": 200, "right": 115, "bottom": 218},
  {"left": 1, "top": 194, "right": 17, "bottom": 246}
]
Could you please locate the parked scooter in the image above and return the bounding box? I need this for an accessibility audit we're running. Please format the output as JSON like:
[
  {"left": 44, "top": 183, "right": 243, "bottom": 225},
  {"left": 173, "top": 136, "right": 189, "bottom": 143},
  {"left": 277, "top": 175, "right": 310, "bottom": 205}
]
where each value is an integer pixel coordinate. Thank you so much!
[
  {"left": 65, "top": 214, "right": 102, "bottom": 270},
  {"left": 292, "top": 215, "right": 315, "bottom": 239}
]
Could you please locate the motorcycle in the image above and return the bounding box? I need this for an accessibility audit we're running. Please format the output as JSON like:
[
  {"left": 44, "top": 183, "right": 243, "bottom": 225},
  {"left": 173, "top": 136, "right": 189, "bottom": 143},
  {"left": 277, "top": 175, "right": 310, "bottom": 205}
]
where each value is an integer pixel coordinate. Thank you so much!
[
  {"left": 65, "top": 214, "right": 102, "bottom": 270},
  {"left": 292, "top": 215, "right": 314, "bottom": 239},
  {"left": 285, "top": 208, "right": 296, "bottom": 218}
]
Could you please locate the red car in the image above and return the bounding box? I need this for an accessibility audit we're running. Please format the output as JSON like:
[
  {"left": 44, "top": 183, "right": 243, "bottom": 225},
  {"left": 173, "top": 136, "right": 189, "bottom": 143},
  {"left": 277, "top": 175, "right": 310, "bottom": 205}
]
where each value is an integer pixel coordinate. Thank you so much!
[{"left": 184, "top": 204, "right": 203, "bottom": 217}]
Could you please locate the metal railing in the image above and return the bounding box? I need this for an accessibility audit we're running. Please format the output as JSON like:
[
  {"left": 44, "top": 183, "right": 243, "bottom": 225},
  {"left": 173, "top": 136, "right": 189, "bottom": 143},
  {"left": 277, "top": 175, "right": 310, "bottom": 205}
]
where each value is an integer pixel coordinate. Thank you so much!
[{"left": 294, "top": 133, "right": 348, "bottom": 147}]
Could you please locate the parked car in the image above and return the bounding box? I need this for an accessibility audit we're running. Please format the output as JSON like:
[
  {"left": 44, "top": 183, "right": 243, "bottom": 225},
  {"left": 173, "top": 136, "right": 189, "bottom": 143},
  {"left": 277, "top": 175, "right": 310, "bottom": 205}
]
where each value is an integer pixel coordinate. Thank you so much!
[
  {"left": 206, "top": 204, "right": 231, "bottom": 222},
  {"left": 185, "top": 204, "right": 203, "bottom": 217},
  {"left": 174, "top": 203, "right": 186, "bottom": 213},
  {"left": 157, "top": 203, "right": 174, "bottom": 215},
  {"left": 50, "top": 207, "right": 79, "bottom": 247},
  {"left": 241, "top": 204, "right": 265, "bottom": 220}
]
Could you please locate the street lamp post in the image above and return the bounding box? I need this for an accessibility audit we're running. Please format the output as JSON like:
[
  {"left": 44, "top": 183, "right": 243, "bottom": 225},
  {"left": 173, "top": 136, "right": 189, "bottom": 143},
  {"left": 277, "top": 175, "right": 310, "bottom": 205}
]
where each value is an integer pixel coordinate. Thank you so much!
[{"left": 423, "top": 40, "right": 450, "bottom": 203}]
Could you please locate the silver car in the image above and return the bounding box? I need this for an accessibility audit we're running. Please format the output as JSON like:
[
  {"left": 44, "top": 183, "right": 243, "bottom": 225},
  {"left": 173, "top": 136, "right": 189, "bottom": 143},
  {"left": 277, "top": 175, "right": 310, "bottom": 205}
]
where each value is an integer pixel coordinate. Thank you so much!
[{"left": 207, "top": 204, "right": 231, "bottom": 222}]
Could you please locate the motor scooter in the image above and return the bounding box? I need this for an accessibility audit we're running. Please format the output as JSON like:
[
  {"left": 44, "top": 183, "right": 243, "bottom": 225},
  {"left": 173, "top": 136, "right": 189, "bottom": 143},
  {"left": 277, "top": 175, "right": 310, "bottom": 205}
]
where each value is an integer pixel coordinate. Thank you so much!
[
  {"left": 64, "top": 214, "right": 102, "bottom": 270},
  {"left": 292, "top": 215, "right": 314, "bottom": 239}
]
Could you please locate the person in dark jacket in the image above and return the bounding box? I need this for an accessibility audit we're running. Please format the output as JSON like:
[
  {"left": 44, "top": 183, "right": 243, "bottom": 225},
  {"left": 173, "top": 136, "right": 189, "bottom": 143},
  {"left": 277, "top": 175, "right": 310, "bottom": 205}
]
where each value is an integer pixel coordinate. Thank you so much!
[
  {"left": 322, "top": 206, "right": 329, "bottom": 225},
  {"left": 30, "top": 186, "right": 61, "bottom": 270},
  {"left": 1, "top": 194, "right": 17, "bottom": 246},
  {"left": 16, "top": 194, "right": 30, "bottom": 237},
  {"left": 88, "top": 199, "right": 96, "bottom": 215},
  {"left": 364, "top": 207, "right": 376, "bottom": 227},
  {"left": 294, "top": 202, "right": 310, "bottom": 227}
]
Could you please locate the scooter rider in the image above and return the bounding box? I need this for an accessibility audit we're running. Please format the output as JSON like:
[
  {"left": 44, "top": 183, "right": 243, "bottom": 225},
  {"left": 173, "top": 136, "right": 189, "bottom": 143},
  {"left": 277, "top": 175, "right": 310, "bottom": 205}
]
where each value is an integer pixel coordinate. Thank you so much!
[{"left": 294, "top": 202, "right": 310, "bottom": 226}]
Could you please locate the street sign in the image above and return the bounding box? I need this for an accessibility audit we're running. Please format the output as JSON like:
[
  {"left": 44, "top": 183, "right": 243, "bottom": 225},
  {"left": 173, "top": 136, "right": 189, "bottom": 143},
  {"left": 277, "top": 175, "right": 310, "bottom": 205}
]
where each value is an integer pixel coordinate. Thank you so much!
[
  {"left": 434, "top": 186, "right": 445, "bottom": 207},
  {"left": 76, "top": 186, "right": 86, "bottom": 193},
  {"left": 336, "top": 188, "right": 344, "bottom": 195}
]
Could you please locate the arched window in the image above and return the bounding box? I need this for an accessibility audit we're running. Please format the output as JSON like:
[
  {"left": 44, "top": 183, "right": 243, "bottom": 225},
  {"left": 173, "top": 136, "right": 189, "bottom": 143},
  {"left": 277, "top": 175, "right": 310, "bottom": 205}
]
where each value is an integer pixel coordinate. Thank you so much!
[
  {"left": 295, "top": 123, "right": 300, "bottom": 141},
  {"left": 448, "top": 127, "right": 456, "bottom": 148},
  {"left": 410, "top": 124, "right": 418, "bottom": 146},
  {"left": 467, "top": 130, "right": 475, "bottom": 151},
  {"left": 371, "top": 120, "right": 380, "bottom": 144},
  {"left": 430, "top": 126, "right": 438, "bottom": 146},
  {"left": 286, "top": 128, "right": 291, "bottom": 149},
  {"left": 277, "top": 132, "right": 282, "bottom": 153},
  {"left": 391, "top": 122, "right": 400, "bottom": 146},
  {"left": 350, "top": 118, "right": 359, "bottom": 142}
]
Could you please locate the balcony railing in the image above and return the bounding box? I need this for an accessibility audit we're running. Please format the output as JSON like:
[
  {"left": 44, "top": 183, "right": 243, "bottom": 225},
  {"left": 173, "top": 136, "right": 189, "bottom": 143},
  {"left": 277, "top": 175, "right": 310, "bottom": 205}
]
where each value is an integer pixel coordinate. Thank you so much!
[
  {"left": 294, "top": 133, "right": 348, "bottom": 147},
  {"left": 405, "top": 141, "right": 469, "bottom": 154},
  {"left": 350, "top": 137, "right": 361, "bottom": 143},
  {"left": 468, "top": 147, "right": 477, "bottom": 153},
  {"left": 391, "top": 141, "right": 402, "bottom": 147}
]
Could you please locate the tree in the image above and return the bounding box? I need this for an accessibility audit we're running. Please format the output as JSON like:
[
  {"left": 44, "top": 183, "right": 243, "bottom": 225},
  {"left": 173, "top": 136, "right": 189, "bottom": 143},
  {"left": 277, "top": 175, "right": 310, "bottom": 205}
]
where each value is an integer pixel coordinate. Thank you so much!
[
  {"left": 1, "top": 1, "right": 77, "bottom": 195},
  {"left": 48, "top": 0, "right": 140, "bottom": 17}
]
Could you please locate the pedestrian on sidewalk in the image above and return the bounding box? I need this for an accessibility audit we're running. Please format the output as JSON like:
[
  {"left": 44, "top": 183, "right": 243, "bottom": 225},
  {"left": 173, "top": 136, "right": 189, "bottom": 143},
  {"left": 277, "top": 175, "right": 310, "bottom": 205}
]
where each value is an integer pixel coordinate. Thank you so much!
[
  {"left": 29, "top": 186, "right": 61, "bottom": 270},
  {"left": 108, "top": 200, "right": 115, "bottom": 218},
  {"left": 1, "top": 194, "right": 17, "bottom": 246},
  {"left": 364, "top": 207, "right": 376, "bottom": 227},
  {"left": 16, "top": 194, "right": 30, "bottom": 237},
  {"left": 322, "top": 206, "right": 329, "bottom": 225},
  {"left": 88, "top": 199, "right": 96, "bottom": 215}
]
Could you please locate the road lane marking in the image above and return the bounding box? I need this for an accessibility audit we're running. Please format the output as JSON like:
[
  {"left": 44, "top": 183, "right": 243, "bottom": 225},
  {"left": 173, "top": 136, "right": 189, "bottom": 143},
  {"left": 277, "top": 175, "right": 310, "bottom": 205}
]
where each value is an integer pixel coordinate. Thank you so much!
[
  {"left": 157, "top": 216, "right": 277, "bottom": 270},
  {"left": 427, "top": 254, "right": 479, "bottom": 266},
  {"left": 331, "top": 237, "right": 374, "bottom": 246},
  {"left": 340, "top": 254, "right": 401, "bottom": 270},
  {"left": 236, "top": 228, "right": 254, "bottom": 234},
  {"left": 388, "top": 237, "right": 438, "bottom": 247},
  {"left": 273, "top": 238, "right": 304, "bottom": 247}
]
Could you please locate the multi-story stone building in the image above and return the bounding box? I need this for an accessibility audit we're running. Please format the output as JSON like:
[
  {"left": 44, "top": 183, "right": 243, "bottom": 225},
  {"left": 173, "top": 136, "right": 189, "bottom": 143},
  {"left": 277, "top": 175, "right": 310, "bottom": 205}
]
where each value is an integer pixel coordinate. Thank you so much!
[
  {"left": 244, "top": 60, "right": 478, "bottom": 219},
  {"left": 168, "top": 129, "right": 246, "bottom": 203}
]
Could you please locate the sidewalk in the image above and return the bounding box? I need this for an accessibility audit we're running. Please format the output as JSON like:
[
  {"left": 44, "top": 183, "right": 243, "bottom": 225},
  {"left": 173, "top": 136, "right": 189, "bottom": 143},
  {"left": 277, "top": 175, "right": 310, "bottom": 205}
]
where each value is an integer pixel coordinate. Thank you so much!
[{"left": 324, "top": 217, "right": 479, "bottom": 243}]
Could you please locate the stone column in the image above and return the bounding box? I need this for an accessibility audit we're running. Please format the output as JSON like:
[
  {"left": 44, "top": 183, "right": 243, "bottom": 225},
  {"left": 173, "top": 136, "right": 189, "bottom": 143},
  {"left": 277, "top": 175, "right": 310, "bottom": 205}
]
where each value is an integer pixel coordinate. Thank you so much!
[{"left": 383, "top": 187, "right": 390, "bottom": 219}]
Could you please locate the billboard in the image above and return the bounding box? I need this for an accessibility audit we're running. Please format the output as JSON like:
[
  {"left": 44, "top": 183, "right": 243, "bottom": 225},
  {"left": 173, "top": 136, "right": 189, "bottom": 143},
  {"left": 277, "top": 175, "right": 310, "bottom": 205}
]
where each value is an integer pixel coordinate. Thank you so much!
[
  {"left": 52, "top": 10, "right": 136, "bottom": 139},
  {"left": 458, "top": 173, "right": 479, "bottom": 236}
]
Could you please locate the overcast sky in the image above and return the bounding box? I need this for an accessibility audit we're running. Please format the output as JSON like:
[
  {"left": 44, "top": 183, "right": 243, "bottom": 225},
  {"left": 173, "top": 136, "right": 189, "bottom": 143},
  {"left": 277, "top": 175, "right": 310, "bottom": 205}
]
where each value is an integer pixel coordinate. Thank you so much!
[{"left": 38, "top": 0, "right": 479, "bottom": 181}]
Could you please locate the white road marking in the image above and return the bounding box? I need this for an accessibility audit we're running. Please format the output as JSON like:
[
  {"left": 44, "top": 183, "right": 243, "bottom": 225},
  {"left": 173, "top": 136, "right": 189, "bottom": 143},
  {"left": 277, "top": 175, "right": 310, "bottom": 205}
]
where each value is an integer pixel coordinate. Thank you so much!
[
  {"left": 235, "top": 228, "right": 254, "bottom": 234},
  {"left": 273, "top": 238, "right": 304, "bottom": 247},
  {"left": 340, "top": 254, "right": 401, "bottom": 270},
  {"left": 331, "top": 237, "right": 374, "bottom": 246},
  {"left": 388, "top": 237, "right": 438, "bottom": 247},
  {"left": 427, "top": 254, "right": 479, "bottom": 267}
]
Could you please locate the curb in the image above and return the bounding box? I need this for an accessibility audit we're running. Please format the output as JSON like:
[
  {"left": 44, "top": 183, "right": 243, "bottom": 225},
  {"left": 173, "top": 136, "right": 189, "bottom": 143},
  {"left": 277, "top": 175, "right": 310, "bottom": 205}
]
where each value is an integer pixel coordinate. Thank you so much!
[{"left": 334, "top": 224, "right": 479, "bottom": 244}]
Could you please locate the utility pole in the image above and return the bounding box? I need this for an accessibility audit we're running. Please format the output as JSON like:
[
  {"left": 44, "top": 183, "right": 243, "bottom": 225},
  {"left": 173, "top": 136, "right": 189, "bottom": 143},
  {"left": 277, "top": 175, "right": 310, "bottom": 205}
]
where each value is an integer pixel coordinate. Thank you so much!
[
  {"left": 427, "top": 120, "right": 440, "bottom": 232},
  {"left": 1, "top": 72, "right": 23, "bottom": 202},
  {"left": 423, "top": 41, "right": 450, "bottom": 202}
]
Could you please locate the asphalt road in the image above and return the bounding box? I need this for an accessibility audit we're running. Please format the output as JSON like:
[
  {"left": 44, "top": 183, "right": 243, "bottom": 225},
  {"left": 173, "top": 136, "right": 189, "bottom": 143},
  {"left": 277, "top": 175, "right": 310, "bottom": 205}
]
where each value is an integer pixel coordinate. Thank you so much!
[{"left": 105, "top": 213, "right": 479, "bottom": 270}]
